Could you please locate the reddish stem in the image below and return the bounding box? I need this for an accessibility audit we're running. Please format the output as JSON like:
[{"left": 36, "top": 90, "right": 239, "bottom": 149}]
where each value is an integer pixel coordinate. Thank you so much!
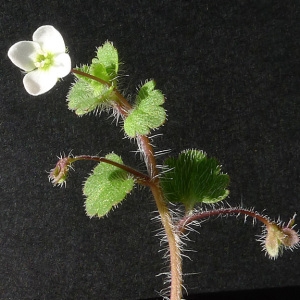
[
  {"left": 71, "top": 68, "right": 183, "bottom": 300},
  {"left": 177, "top": 207, "right": 271, "bottom": 234},
  {"left": 71, "top": 68, "right": 132, "bottom": 115},
  {"left": 71, "top": 155, "right": 150, "bottom": 185}
]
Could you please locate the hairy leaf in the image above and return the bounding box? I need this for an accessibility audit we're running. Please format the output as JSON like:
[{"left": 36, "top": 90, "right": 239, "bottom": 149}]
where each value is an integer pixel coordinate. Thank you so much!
[
  {"left": 160, "top": 149, "right": 229, "bottom": 210},
  {"left": 83, "top": 153, "right": 135, "bottom": 218},
  {"left": 67, "top": 41, "right": 119, "bottom": 116},
  {"left": 124, "top": 80, "right": 166, "bottom": 137},
  {"left": 67, "top": 76, "right": 112, "bottom": 116},
  {"left": 95, "top": 41, "right": 119, "bottom": 80}
]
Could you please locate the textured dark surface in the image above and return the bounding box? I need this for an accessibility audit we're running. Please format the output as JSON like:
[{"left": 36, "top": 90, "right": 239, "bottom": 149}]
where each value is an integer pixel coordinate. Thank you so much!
[{"left": 1, "top": 1, "right": 299, "bottom": 299}]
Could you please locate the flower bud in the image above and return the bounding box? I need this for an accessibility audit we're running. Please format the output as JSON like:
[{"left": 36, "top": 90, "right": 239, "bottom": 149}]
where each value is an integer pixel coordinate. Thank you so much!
[
  {"left": 281, "top": 227, "right": 300, "bottom": 247},
  {"left": 49, "top": 157, "right": 73, "bottom": 187},
  {"left": 264, "top": 224, "right": 285, "bottom": 259},
  {"left": 264, "top": 217, "right": 299, "bottom": 259}
]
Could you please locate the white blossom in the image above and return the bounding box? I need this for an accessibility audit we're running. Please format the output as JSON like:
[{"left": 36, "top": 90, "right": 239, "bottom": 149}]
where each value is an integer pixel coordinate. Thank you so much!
[{"left": 8, "top": 25, "right": 71, "bottom": 96}]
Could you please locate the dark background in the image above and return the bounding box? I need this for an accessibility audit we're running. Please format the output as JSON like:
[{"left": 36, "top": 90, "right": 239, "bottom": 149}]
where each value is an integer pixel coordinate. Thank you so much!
[{"left": 1, "top": 1, "right": 299, "bottom": 299}]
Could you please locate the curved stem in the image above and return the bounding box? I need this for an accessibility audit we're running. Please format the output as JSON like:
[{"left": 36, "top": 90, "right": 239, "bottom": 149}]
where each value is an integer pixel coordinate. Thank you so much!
[
  {"left": 71, "top": 68, "right": 132, "bottom": 114},
  {"left": 72, "top": 68, "right": 110, "bottom": 86},
  {"left": 71, "top": 155, "right": 150, "bottom": 185},
  {"left": 177, "top": 207, "right": 272, "bottom": 234}
]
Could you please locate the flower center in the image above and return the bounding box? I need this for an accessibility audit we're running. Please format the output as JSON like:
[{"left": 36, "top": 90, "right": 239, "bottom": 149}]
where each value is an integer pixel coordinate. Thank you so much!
[{"left": 34, "top": 51, "right": 55, "bottom": 70}]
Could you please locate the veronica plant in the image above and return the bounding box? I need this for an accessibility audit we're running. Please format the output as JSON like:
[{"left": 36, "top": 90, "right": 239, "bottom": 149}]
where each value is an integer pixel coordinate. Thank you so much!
[{"left": 8, "top": 25, "right": 299, "bottom": 300}]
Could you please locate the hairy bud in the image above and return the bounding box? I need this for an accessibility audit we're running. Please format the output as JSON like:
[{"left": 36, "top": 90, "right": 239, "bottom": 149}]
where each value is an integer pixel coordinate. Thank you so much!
[
  {"left": 263, "top": 215, "right": 299, "bottom": 259},
  {"left": 49, "top": 157, "right": 73, "bottom": 187}
]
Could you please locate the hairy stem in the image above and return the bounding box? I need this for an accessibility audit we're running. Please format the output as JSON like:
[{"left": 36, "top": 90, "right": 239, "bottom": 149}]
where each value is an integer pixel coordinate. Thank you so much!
[
  {"left": 177, "top": 207, "right": 272, "bottom": 234},
  {"left": 138, "top": 134, "right": 182, "bottom": 299},
  {"left": 150, "top": 182, "right": 182, "bottom": 300},
  {"left": 72, "top": 69, "right": 183, "bottom": 300},
  {"left": 71, "top": 68, "right": 132, "bottom": 114},
  {"left": 71, "top": 155, "right": 150, "bottom": 185}
]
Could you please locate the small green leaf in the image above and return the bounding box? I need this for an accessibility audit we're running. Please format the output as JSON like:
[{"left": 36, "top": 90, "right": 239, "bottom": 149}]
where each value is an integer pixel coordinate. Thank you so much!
[
  {"left": 67, "top": 41, "right": 119, "bottom": 116},
  {"left": 160, "top": 149, "right": 229, "bottom": 211},
  {"left": 83, "top": 153, "right": 135, "bottom": 218},
  {"left": 67, "top": 76, "right": 113, "bottom": 116},
  {"left": 124, "top": 80, "right": 166, "bottom": 137},
  {"left": 95, "top": 41, "right": 119, "bottom": 79},
  {"left": 89, "top": 63, "right": 111, "bottom": 83}
]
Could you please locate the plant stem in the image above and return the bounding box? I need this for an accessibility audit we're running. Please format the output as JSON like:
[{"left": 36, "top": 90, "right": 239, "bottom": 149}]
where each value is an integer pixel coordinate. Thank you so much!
[
  {"left": 177, "top": 207, "right": 272, "bottom": 234},
  {"left": 133, "top": 124, "right": 183, "bottom": 300},
  {"left": 150, "top": 182, "right": 182, "bottom": 300},
  {"left": 71, "top": 68, "right": 132, "bottom": 114},
  {"left": 71, "top": 155, "right": 150, "bottom": 185},
  {"left": 72, "top": 69, "right": 183, "bottom": 300},
  {"left": 138, "top": 135, "right": 182, "bottom": 300}
]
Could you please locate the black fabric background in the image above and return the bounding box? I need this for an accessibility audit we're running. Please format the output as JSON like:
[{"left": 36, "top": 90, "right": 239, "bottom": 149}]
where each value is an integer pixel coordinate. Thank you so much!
[{"left": 1, "top": 1, "right": 300, "bottom": 299}]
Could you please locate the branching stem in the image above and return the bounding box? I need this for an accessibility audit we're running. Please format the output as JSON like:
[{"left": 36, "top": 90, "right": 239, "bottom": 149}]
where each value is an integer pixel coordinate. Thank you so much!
[{"left": 71, "top": 69, "right": 183, "bottom": 300}]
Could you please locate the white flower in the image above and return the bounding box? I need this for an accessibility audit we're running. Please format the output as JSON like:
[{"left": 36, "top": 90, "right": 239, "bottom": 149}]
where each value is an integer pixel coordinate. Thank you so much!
[{"left": 8, "top": 25, "right": 71, "bottom": 96}]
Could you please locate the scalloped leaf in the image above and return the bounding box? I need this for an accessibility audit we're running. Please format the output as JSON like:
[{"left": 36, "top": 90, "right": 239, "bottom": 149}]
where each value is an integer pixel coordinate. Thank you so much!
[
  {"left": 83, "top": 153, "right": 135, "bottom": 218},
  {"left": 67, "top": 76, "right": 113, "bottom": 116},
  {"left": 123, "top": 80, "right": 166, "bottom": 137},
  {"left": 67, "top": 41, "right": 119, "bottom": 116},
  {"left": 160, "top": 149, "right": 229, "bottom": 211},
  {"left": 95, "top": 41, "right": 119, "bottom": 80}
]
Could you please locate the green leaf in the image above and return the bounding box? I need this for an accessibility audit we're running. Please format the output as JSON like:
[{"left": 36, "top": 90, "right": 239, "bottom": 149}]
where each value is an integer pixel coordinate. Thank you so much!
[
  {"left": 160, "top": 149, "right": 229, "bottom": 211},
  {"left": 89, "top": 63, "right": 111, "bottom": 83},
  {"left": 82, "top": 41, "right": 119, "bottom": 86},
  {"left": 67, "top": 76, "right": 113, "bottom": 116},
  {"left": 83, "top": 153, "right": 135, "bottom": 218},
  {"left": 67, "top": 41, "right": 119, "bottom": 116},
  {"left": 95, "top": 41, "right": 119, "bottom": 80},
  {"left": 123, "top": 80, "right": 166, "bottom": 137}
]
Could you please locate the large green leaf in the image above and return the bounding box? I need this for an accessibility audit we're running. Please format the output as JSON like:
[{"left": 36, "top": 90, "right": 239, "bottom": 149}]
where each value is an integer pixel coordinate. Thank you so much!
[
  {"left": 160, "top": 149, "right": 229, "bottom": 211},
  {"left": 123, "top": 80, "right": 166, "bottom": 137},
  {"left": 83, "top": 153, "right": 135, "bottom": 218}
]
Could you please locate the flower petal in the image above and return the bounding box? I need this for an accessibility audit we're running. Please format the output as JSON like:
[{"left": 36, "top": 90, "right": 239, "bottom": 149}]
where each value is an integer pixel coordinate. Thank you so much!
[
  {"left": 23, "top": 70, "right": 57, "bottom": 96},
  {"left": 33, "top": 25, "right": 65, "bottom": 54},
  {"left": 8, "top": 41, "right": 41, "bottom": 71},
  {"left": 52, "top": 53, "right": 71, "bottom": 77}
]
